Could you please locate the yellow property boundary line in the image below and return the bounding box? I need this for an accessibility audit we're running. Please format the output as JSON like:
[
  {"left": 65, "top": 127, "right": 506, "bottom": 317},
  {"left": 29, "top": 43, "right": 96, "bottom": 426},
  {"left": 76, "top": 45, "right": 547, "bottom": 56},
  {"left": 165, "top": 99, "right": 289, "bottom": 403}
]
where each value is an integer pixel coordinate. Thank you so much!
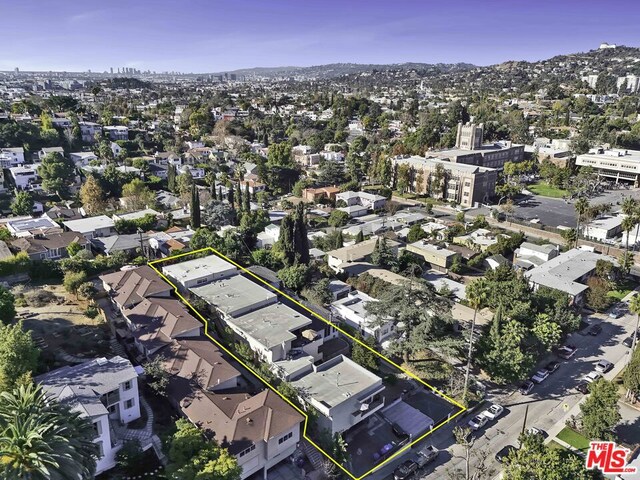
[{"left": 148, "top": 247, "right": 466, "bottom": 480}]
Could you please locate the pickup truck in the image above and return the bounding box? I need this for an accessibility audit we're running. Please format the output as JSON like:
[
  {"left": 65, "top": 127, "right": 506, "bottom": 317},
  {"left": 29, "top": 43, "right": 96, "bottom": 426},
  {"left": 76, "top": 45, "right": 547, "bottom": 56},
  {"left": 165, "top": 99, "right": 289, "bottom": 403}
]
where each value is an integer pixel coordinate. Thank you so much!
[{"left": 415, "top": 445, "right": 439, "bottom": 467}]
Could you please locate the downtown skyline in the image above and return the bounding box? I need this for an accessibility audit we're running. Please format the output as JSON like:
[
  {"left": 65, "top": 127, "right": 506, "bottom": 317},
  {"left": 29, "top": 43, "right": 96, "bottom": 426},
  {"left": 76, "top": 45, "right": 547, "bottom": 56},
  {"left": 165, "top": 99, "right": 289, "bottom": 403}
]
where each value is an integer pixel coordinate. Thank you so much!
[{"left": 2, "top": 0, "right": 640, "bottom": 73}]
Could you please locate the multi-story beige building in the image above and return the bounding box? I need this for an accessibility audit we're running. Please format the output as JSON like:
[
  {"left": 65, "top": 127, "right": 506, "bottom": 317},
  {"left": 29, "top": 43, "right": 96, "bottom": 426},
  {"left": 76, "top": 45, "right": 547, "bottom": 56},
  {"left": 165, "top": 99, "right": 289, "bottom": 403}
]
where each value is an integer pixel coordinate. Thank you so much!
[
  {"left": 429, "top": 122, "right": 525, "bottom": 169},
  {"left": 392, "top": 155, "right": 498, "bottom": 208}
]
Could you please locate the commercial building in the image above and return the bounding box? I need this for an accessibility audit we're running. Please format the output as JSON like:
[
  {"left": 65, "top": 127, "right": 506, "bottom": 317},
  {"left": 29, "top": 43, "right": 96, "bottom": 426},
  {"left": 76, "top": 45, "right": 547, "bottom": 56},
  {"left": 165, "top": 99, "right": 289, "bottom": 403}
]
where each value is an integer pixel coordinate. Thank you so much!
[
  {"left": 391, "top": 156, "right": 498, "bottom": 208},
  {"left": 576, "top": 147, "right": 640, "bottom": 185},
  {"left": 581, "top": 215, "right": 623, "bottom": 242}
]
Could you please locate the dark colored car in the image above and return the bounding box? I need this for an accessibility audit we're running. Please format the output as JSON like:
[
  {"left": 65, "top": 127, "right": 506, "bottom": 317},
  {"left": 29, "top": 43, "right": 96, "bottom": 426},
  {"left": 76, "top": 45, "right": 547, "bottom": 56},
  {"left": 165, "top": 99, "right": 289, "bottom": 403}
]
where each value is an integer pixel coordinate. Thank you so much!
[
  {"left": 545, "top": 361, "right": 560, "bottom": 373},
  {"left": 495, "top": 445, "right": 518, "bottom": 463},
  {"left": 393, "top": 460, "right": 418, "bottom": 480},
  {"left": 623, "top": 336, "right": 636, "bottom": 348},
  {"left": 519, "top": 380, "right": 534, "bottom": 394},
  {"left": 576, "top": 382, "right": 590, "bottom": 394},
  {"left": 558, "top": 344, "right": 577, "bottom": 360},
  {"left": 588, "top": 324, "right": 603, "bottom": 336}
]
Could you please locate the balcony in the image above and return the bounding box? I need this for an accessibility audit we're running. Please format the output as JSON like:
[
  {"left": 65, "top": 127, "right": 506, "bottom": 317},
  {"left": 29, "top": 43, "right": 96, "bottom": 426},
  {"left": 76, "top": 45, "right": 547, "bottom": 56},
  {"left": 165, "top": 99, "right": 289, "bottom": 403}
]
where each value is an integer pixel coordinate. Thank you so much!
[
  {"left": 351, "top": 395, "right": 384, "bottom": 419},
  {"left": 101, "top": 389, "right": 120, "bottom": 407}
]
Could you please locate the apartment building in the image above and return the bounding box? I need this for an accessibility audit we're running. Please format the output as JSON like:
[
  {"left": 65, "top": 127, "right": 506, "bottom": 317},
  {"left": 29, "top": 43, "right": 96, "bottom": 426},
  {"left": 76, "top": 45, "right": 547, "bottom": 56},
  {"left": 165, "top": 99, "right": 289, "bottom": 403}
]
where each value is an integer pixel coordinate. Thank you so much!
[
  {"left": 103, "top": 125, "right": 129, "bottom": 141},
  {"left": 392, "top": 155, "right": 498, "bottom": 208},
  {"left": 0, "top": 147, "right": 25, "bottom": 167},
  {"left": 79, "top": 121, "right": 102, "bottom": 143},
  {"left": 36, "top": 356, "right": 141, "bottom": 475}
]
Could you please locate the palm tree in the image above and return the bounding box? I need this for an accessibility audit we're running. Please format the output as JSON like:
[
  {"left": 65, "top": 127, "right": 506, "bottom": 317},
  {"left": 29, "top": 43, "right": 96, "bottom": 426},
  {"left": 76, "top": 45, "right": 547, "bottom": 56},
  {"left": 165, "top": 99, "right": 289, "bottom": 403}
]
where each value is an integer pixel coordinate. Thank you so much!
[
  {"left": 0, "top": 383, "right": 99, "bottom": 480},
  {"left": 574, "top": 197, "right": 590, "bottom": 248},
  {"left": 621, "top": 215, "right": 637, "bottom": 274},
  {"left": 462, "top": 278, "right": 489, "bottom": 405},
  {"left": 626, "top": 294, "right": 640, "bottom": 401}
]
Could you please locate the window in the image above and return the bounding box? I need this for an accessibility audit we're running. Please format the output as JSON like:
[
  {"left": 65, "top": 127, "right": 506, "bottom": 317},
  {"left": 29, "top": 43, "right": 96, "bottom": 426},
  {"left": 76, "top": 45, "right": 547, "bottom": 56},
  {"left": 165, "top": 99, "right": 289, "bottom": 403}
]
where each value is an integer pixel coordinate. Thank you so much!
[
  {"left": 125, "top": 398, "right": 135, "bottom": 410},
  {"left": 238, "top": 444, "right": 256, "bottom": 457},
  {"left": 278, "top": 431, "right": 293, "bottom": 445},
  {"left": 96, "top": 441, "right": 104, "bottom": 457},
  {"left": 93, "top": 420, "right": 102, "bottom": 436},
  {"left": 196, "top": 277, "right": 208, "bottom": 285},
  {"left": 123, "top": 380, "right": 132, "bottom": 391}
]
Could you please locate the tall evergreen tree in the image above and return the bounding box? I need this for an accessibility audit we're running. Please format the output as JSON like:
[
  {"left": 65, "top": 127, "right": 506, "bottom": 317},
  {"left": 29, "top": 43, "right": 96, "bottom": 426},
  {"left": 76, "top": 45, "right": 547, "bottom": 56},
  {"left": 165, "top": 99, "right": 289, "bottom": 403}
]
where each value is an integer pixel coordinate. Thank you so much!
[
  {"left": 227, "top": 183, "right": 234, "bottom": 207},
  {"left": 243, "top": 183, "right": 251, "bottom": 212},
  {"left": 191, "top": 183, "right": 201, "bottom": 229},
  {"left": 355, "top": 230, "right": 365, "bottom": 243},
  {"left": 235, "top": 182, "right": 243, "bottom": 211},
  {"left": 278, "top": 216, "right": 296, "bottom": 265},
  {"left": 292, "top": 203, "right": 310, "bottom": 264},
  {"left": 218, "top": 185, "right": 223, "bottom": 202},
  {"left": 371, "top": 237, "right": 395, "bottom": 269},
  {"left": 167, "top": 163, "right": 176, "bottom": 192}
]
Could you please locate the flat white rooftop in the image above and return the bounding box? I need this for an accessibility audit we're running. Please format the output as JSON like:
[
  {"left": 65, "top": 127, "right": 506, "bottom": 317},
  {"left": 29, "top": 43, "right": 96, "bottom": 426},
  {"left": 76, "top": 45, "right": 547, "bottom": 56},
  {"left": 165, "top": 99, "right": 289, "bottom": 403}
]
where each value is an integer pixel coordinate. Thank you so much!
[{"left": 163, "top": 255, "right": 237, "bottom": 284}]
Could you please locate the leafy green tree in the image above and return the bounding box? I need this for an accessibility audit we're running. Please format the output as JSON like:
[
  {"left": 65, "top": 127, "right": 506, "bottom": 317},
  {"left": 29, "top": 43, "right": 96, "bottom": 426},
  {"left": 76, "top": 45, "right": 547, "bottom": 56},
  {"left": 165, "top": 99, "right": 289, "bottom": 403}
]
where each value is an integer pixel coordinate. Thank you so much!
[
  {"left": 267, "top": 142, "right": 293, "bottom": 168},
  {"left": 0, "top": 286, "right": 16, "bottom": 325},
  {"left": 143, "top": 355, "right": 170, "bottom": 396},
  {"left": 10, "top": 191, "right": 34, "bottom": 216},
  {"left": 167, "top": 419, "right": 241, "bottom": 480},
  {"left": 63, "top": 271, "right": 87, "bottom": 299},
  {"left": 504, "top": 433, "right": 600, "bottom": 480},
  {"left": 203, "top": 200, "right": 236, "bottom": 230},
  {"left": 406, "top": 223, "right": 427, "bottom": 243},
  {"left": 66, "top": 241, "right": 83, "bottom": 257},
  {"left": 79, "top": 175, "right": 107, "bottom": 215},
  {"left": 116, "top": 440, "right": 145, "bottom": 476},
  {"left": 0, "top": 383, "right": 99, "bottom": 479},
  {"left": 327, "top": 209, "right": 349, "bottom": 228},
  {"left": 352, "top": 334, "right": 379, "bottom": 371},
  {"left": 481, "top": 319, "right": 535, "bottom": 384},
  {"left": 531, "top": 314, "right": 562, "bottom": 352},
  {"left": 0, "top": 321, "right": 38, "bottom": 391},
  {"left": 77, "top": 282, "right": 97, "bottom": 301},
  {"left": 38, "top": 152, "right": 76, "bottom": 197},
  {"left": 121, "top": 178, "right": 156, "bottom": 210},
  {"left": 303, "top": 278, "right": 333, "bottom": 307},
  {"left": 190, "top": 227, "right": 224, "bottom": 251},
  {"left": 277, "top": 263, "right": 311, "bottom": 292},
  {"left": 586, "top": 276, "right": 613, "bottom": 312},
  {"left": 580, "top": 379, "right": 621, "bottom": 441}
]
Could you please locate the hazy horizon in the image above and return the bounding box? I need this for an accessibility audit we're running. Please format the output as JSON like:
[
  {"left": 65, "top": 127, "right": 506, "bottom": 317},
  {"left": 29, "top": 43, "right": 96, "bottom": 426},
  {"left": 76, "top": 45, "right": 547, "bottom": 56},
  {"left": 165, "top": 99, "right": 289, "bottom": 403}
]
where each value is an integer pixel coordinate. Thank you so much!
[{"left": 2, "top": 0, "right": 639, "bottom": 73}]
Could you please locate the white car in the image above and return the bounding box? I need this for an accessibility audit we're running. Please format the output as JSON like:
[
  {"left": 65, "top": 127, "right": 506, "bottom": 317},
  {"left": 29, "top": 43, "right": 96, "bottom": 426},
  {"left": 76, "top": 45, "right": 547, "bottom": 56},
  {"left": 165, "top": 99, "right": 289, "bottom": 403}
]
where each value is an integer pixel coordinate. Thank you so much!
[
  {"left": 595, "top": 360, "right": 614, "bottom": 373},
  {"left": 468, "top": 414, "right": 489, "bottom": 431},
  {"left": 584, "top": 371, "right": 603, "bottom": 383},
  {"left": 527, "top": 427, "right": 544, "bottom": 437},
  {"left": 483, "top": 404, "right": 504, "bottom": 421},
  {"left": 531, "top": 369, "right": 549, "bottom": 384}
]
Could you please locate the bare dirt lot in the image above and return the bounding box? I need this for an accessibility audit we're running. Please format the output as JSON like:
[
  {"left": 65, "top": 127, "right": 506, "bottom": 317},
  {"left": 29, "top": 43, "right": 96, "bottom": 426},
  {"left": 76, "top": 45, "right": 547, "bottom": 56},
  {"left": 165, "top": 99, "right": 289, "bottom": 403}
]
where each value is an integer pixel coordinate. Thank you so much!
[{"left": 13, "top": 282, "right": 113, "bottom": 364}]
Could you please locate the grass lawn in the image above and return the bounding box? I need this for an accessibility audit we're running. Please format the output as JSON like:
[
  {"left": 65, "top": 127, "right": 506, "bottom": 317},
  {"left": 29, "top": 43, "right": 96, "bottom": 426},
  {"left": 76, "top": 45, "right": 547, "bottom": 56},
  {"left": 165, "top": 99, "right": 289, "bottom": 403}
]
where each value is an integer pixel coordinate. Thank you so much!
[
  {"left": 548, "top": 440, "right": 568, "bottom": 451},
  {"left": 557, "top": 427, "right": 591, "bottom": 452},
  {"left": 608, "top": 280, "right": 636, "bottom": 301},
  {"left": 528, "top": 182, "right": 569, "bottom": 198}
]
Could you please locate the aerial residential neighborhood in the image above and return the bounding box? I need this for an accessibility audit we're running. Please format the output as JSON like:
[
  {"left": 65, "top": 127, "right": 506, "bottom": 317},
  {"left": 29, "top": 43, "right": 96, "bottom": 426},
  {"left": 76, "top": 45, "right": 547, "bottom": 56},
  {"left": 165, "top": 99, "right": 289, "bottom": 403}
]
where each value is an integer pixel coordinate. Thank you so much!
[{"left": 1, "top": 1, "right": 640, "bottom": 480}]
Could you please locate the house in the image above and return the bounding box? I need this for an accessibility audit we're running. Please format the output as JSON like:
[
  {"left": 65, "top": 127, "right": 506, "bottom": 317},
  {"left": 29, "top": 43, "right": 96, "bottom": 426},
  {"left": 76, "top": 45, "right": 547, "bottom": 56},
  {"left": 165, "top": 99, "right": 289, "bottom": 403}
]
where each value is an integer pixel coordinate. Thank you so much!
[
  {"left": 0, "top": 147, "right": 25, "bottom": 168},
  {"left": 302, "top": 186, "right": 341, "bottom": 203},
  {"left": 514, "top": 242, "right": 559, "bottom": 270},
  {"left": 9, "top": 165, "right": 41, "bottom": 191},
  {"left": 112, "top": 209, "right": 161, "bottom": 223},
  {"left": 162, "top": 255, "right": 238, "bottom": 289},
  {"left": 524, "top": 248, "right": 617, "bottom": 306},
  {"left": 453, "top": 228, "right": 505, "bottom": 252},
  {"left": 100, "top": 265, "right": 173, "bottom": 309},
  {"left": 326, "top": 237, "right": 400, "bottom": 273},
  {"left": 256, "top": 224, "right": 280, "bottom": 249},
  {"left": 38, "top": 146, "right": 64, "bottom": 161},
  {"left": 484, "top": 254, "right": 510, "bottom": 270},
  {"left": 70, "top": 151, "right": 98, "bottom": 166},
  {"left": 581, "top": 215, "right": 623, "bottom": 242},
  {"left": 236, "top": 179, "right": 267, "bottom": 195},
  {"left": 36, "top": 356, "right": 141, "bottom": 475},
  {"left": 331, "top": 290, "right": 395, "bottom": 342},
  {"left": 406, "top": 241, "right": 459, "bottom": 272},
  {"left": 63, "top": 215, "right": 116, "bottom": 239},
  {"left": 9, "top": 232, "right": 88, "bottom": 260},
  {"left": 44, "top": 205, "right": 83, "bottom": 222},
  {"left": 79, "top": 121, "right": 102, "bottom": 143},
  {"left": 121, "top": 297, "right": 201, "bottom": 357},
  {"left": 328, "top": 280, "right": 351, "bottom": 300},
  {"left": 291, "top": 355, "right": 385, "bottom": 435},
  {"left": 91, "top": 233, "right": 149, "bottom": 257},
  {"left": 103, "top": 125, "right": 129, "bottom": 141},
  {"left": 335, "top": 191, "right": 386, "bottom": 216},
  {"left": 5, "top": 216, "right": 61, "bottom": 238}
]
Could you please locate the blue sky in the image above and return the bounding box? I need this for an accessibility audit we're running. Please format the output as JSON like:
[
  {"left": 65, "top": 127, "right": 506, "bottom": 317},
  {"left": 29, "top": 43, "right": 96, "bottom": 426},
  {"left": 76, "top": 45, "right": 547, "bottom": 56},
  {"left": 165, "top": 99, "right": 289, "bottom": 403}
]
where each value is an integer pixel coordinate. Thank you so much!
[{"left": 1, "top": 0, "right": 639, "bottom": 72}]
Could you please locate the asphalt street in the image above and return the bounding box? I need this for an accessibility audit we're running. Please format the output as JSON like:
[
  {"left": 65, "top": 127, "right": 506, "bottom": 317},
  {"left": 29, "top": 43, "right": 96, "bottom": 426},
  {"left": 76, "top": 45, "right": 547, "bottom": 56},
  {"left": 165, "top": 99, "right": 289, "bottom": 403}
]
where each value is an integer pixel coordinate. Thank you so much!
[{"left": 365, "top": 302, "right": 640, "bottom": 480}]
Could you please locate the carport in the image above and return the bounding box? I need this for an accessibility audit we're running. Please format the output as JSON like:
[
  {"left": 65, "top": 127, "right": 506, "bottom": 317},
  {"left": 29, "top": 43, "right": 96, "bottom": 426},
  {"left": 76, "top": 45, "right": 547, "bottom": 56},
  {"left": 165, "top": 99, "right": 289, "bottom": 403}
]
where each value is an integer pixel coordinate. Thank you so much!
[{"left": 381, "top": 399, "right": 434, "bottom": 439}]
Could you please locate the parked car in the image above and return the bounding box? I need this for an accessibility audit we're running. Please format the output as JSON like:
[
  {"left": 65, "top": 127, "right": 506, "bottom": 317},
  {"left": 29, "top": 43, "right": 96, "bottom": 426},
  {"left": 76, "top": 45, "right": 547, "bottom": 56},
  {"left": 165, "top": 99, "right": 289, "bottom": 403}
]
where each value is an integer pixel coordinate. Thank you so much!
[
  {"left": 584, "top": 371, "right": 603, "bottom": 383},
  {"left": 623, "top": 336, "right": 636, "bottom": 348},
  {"left": 545, "top": 361, "right": 560, "bottom": 373},
  {"left": 588, "top": 324, "right": 603, "bottom": 336},
  {"left": 415, "top": 445, "right": 439, "bottom": 467},
  {"left": 483, "top": 404, "right": 504, "bottom": 421},
  {"left": 558, "top": 345, "right": 577, "bottom": 359},
  {"left": 531, "top": 370, "right": 550, "bottom": 384},
  {"left": 576, "top": 382, "right": 590, "bottom": 394},
  {"left": 468, "top": 414, "right": 489, "bottom": 431},
  {"left": 595, "top": 359, "right": 614, "bottom": 373},
  {"left": 519, "top": 380, "right": 534, "bottom": 394},
  {"left": 609, "top": 310, "right": 623, "bottom": 319},
  {"left": 394, "top": 460, "right": 418, "bottom": 480},
  {"left": 495, "top": 445, "right": 518, "bottom": 463},
  {"left": 526, "top": 427, "right": 545, "bottom": 437}
]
